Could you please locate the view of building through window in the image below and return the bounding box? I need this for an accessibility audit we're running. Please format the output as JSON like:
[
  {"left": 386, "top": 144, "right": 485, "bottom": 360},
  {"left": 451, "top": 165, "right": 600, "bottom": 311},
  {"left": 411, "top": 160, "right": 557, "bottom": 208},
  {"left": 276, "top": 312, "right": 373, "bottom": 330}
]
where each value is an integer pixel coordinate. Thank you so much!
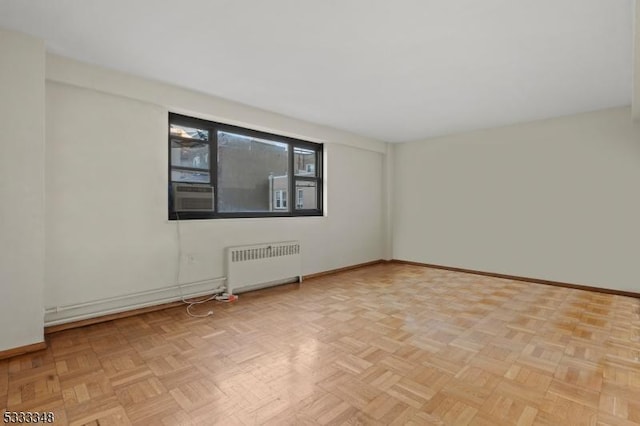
[
  {"left": 217, "top": 131, "right": 289, "bottom": 213},
  {"left": 170, "top": 124, "right": 210, "bottom": 184}
]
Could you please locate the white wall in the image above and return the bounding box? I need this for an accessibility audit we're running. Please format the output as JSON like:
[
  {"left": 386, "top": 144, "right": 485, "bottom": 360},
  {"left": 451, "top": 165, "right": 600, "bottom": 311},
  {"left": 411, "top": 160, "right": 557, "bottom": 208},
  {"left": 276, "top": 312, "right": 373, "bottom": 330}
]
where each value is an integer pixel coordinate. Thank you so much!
[
  {"left": 46, "top": 55, "right": 387, "bottom": 155},
  {"left": 634, "top": 0, "right": 640, "bottom": 120},
  {"left": 381, "top": 143, "right": 395, "bottom": 260},
  {"left": 394, "top": 107, "right": 640, "bottom": 293},
  {"left": 45, "top": 78, "right": 385, "bottom": 324},
  {"left": 0, "top": 29, "right": 45, "bottom": 350}
]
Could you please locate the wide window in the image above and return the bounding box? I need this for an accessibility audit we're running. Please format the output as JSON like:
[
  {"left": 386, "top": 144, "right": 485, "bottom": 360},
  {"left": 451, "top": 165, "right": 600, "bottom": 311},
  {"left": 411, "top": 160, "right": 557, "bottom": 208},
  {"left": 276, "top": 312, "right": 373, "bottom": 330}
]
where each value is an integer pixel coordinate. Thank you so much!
[{"left": 169, "top": 113, "right": 323, "bottom": 219}]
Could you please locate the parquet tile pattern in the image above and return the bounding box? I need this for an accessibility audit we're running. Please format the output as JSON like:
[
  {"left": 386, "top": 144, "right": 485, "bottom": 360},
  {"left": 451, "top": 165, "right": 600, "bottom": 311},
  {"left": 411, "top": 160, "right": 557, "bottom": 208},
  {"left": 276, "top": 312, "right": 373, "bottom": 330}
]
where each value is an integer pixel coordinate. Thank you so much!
[{"left": 1, "top": 264, "right": 639, "bottom": 425}]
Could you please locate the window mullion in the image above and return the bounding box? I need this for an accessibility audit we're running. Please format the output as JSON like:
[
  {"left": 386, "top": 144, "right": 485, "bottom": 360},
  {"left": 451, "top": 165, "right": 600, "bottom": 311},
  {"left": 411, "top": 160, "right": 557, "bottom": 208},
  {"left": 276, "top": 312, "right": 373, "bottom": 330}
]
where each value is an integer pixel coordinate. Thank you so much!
[
  {"left": 212, "top": 126, "right": 219, "bottom": 217},
  {"left": 288, "top": 141, "right": 294, "bottom": 216}
]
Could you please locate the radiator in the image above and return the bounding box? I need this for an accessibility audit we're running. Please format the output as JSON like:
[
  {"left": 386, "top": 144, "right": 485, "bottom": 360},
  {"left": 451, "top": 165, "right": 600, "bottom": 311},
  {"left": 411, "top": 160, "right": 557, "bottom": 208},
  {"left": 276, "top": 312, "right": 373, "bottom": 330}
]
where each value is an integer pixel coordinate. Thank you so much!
[{"left": 226, "top": 241, "right": 302, "bottom": 294}]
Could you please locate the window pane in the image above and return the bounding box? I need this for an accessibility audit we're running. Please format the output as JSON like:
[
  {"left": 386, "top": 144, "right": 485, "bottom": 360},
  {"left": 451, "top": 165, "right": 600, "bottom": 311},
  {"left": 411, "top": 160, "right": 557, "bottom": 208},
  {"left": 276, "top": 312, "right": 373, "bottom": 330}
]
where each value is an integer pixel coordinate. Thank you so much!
[
  {"left": 217, "top": 131, "right": 289, "bottom": 213},
  {"left": 295, "top": 180, "right": 317, "bottom": 209},
  {"left": 294, "top": 147, "right": 316, "bottom": 176},
  {"left": 171, "top": 139, "right": 209, "bottom": 169},
  {"left": 171, "top": 169, "right": 210, "bottom": 183},
  {"left": 170, "top": 124, "right": 209, "bottom": 140}
]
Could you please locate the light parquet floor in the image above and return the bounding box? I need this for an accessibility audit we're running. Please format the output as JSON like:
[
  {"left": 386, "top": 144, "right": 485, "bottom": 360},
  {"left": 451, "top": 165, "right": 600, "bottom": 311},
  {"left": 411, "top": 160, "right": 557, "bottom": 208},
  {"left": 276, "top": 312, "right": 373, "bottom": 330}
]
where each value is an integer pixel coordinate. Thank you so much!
[{"left": 2, "top": 264, "right": 640, "bottom": 425}]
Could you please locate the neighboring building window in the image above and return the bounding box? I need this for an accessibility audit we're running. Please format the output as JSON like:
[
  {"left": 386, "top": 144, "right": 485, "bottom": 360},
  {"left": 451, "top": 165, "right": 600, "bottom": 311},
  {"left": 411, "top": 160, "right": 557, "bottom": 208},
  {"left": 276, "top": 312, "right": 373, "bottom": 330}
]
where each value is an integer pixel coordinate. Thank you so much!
[
  {"left": 274, "top": 190, "right": 287, "bottom": 209},
  {"left": 169, "top": 113, "right": 323, "bottom": 219},
  {"left": 297, "top": 189, "right": 304, "bottom": 209}
]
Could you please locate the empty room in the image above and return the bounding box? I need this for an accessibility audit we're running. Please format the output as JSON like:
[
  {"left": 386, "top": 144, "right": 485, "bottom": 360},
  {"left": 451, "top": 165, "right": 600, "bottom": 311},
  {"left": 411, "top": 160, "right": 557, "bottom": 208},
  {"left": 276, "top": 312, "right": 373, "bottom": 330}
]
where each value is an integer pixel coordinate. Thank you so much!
[{"left": 1, "top": 1, "right": 640, "bottom": 425}]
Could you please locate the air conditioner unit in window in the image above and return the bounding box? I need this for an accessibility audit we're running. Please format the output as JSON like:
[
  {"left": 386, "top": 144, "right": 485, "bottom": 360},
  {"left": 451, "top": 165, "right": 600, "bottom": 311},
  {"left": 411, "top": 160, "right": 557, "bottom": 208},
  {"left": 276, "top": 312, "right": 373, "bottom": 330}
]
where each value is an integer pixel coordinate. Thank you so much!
[{"left": 173, "top": 183, "right": 214, "bottom": 212}]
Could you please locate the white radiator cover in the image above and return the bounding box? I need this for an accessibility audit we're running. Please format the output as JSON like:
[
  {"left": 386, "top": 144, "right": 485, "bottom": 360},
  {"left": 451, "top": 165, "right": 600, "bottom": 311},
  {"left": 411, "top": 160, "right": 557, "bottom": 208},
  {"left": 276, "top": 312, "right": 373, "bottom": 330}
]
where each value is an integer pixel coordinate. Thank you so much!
[{"left": 226, "top": 241, "right": 302, "bottom": 294}]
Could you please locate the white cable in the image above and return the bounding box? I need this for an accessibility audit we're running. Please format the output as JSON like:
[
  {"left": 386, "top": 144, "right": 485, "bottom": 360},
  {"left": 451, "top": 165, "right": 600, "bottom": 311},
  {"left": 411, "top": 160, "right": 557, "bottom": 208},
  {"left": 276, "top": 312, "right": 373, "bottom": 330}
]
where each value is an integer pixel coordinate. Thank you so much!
[
  {"left": 186, "top": 302, "right": 214, "bottom": 318},
  {"left": 182, "top": 293, "right": 217, "bottom": 304},
  {"left": 175, "top": 210, "right": 219, "bottom": 318}
]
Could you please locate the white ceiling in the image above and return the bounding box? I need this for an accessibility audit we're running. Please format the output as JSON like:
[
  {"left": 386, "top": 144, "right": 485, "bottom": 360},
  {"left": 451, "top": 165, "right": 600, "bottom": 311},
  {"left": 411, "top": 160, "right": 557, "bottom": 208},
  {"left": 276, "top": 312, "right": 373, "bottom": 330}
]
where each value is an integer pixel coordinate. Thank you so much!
[{"left": 0, "top": 0, "right": 634, "bottom": 143}]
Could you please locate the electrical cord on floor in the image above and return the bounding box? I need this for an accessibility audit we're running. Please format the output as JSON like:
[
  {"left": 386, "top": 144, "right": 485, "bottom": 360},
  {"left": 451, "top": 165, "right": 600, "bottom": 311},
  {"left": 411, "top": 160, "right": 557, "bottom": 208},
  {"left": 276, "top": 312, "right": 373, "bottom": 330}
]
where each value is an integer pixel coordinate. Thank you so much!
[
  {"left": 183, "top": 293, "right": 238, "bottom": 317},
  {"left": 184, "top": 294, "right": 217, "bottom": 318},
  {"left": 180, "top": 286, "right": 226, "bottom": 317},
  {"left": 175, "top": 210, "right": 222, "bottom": 318}
]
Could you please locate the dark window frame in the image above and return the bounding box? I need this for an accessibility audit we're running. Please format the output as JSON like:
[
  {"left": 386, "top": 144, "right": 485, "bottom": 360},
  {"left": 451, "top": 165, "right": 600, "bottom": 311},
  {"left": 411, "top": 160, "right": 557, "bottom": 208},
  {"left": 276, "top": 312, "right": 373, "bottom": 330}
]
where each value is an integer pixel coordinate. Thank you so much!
[{"left": 168, "top": 113, "right": 323, "bottom": 220}]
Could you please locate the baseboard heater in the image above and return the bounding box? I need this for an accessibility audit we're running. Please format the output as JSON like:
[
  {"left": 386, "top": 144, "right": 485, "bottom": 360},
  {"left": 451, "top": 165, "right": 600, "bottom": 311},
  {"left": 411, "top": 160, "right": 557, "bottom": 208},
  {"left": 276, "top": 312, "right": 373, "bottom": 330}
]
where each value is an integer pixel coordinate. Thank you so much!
[
  {"left": 226, "top": 241, "right": 302, "bottom": 295},
  {"left": 44, "top": 277, "right": 226, "bottom": 326}
]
